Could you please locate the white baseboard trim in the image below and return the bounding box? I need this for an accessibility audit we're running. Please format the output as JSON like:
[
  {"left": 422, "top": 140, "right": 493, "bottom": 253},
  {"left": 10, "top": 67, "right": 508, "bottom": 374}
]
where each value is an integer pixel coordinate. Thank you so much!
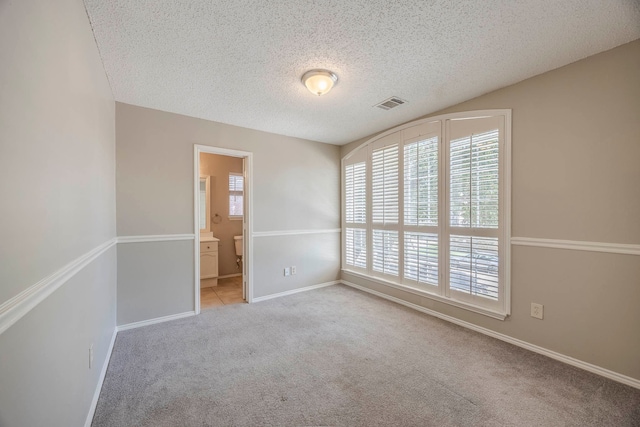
[
  {"left": 342, "top": 269, "right": 507, "bottom": 320},
  {"left": 252, "top": 281, "right": 340, "bottom": 303},
  {"left": 218, "top": 273, "right": 242, "bottom": 279},
  {"left": 116, "top": 311, "right": 196, "bottom": 332},
  {"left": 511, "top": 237, "right": 640, "bottom": 256},
  {"left": 0, "top": 238, "right": 117, "bottom": 335},
  {"left": 340, "top": 280, "right": 640, "bottom": 390},
  {"left": 84, "top": 327, "right": 117, "bottom": 427},
  {"left": 117, "top": 234, "right": 195, "bottom": 244},
  {"left": 253, "top": 229, "right": 341, "bottom": 238}
]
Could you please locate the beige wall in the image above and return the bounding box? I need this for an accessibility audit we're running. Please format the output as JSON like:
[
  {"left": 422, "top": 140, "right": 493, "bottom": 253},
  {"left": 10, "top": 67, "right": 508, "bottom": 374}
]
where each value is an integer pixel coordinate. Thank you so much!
[
  {"left": 0, "top": 0, "right": 117, "bottom": 425},
  {"left": 117, "top": 241, "right": 194, "bottom": 325},
  {"left": 0, "top": 0, "right": 116, "bottom": 302},
  {"left": 341, "top": 40, "right": 640, "bottom": 380},
  {"left": 116, "top": 103, "right": 341, "bottom": 236},
  {"left": 0, "top": 247, "right": 117, "bottom": 427},
  {"left": 200, "top": 153, "right": 244, "bottom": 277},
  {"left": 116, "top": 102, "right": 341, "bottom": 319},
  {"left": 254, "top": 233, "right": 340, "bottom": 296}
]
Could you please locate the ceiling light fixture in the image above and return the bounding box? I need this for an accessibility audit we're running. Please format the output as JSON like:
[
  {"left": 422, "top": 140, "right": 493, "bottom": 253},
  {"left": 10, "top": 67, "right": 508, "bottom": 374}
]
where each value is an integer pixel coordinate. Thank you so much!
[{"left": 301, "top": 69, "right": 338, "bottom": 96}]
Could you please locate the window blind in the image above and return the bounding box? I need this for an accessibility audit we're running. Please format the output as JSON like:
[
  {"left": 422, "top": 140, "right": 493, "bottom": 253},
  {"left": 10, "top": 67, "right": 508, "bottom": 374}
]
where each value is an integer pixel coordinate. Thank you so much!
[
  {"left": 404, "top": 232, "right": 438, "bottom": 285},
  {"left": 345, "top": 228, "right": 367, "bottom": 268},
  {"left": 449, "top": 236, "right": 499, "bottom": 300},
  {"left": 341, "top": 112, "right": 509, "bottom": 316},
  {"left": 372, "top": 230, "right": 399, "bottom": 276},
  {"left": 372, "top": 145, "right": 399, "bottom": 224},
  {"left": 450, "top": 130, "right": 499, "bottom": 228},
  {"left": 345, "top": 162, "right": 366, "bottom": 224},
  {"left": 404, "top": 137, "right": 438, "bottom": 226},
  {"left": 229, "top": 173, "right": 243, "bottom": 216},
  {"left": 199, "top": 180, "right": 207, "bottom": 229}
]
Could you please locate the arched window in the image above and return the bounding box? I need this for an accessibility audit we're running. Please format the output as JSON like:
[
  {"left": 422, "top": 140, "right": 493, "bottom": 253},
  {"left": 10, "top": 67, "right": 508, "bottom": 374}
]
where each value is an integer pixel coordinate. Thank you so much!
[{"left": 342, "top": 110, "right": 511, "bottom": 318}]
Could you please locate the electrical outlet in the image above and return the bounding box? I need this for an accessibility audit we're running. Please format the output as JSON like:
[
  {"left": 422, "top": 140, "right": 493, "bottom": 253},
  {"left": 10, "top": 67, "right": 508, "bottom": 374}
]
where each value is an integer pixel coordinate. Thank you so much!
[
  {"left": 291, "top": 266, "right": 296, "bottom": 275},
  {"left": 284, "top": 267, "right": 290, "bottom": 276},
  {"left": 89, "top": 344, "right": 94, "bottom": 369},
  {"left": 531, "top": 303, "right": 544, "bottom": 320}
]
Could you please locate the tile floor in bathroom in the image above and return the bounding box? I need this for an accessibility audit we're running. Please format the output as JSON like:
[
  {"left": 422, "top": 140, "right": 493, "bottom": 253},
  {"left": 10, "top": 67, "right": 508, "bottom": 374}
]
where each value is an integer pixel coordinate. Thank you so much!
[{"left": 200, "top": 276, "right": 244, "bottom": 309}]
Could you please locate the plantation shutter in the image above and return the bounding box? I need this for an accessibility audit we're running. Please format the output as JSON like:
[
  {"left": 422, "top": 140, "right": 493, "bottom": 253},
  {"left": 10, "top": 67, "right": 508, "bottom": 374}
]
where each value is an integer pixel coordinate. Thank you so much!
[
  {"left": 447, "top": 116, "right": 503, "bottom": 309},
  {"left": 449, "top": 236, "right": 499, "bottom": 299},
  {"left": 344, "top": 147, "right": 368, "bottom": 270},
  {"left": 199, "top": 180, "right": 207, "bottom": 229},
  {"left": 345, "top": 228, "right": 367, "bottom": 268},
  {"left": 402, "top": 130, "right": 440, "bottom": 289},
  {"left": 341, "top": 112, "right": 509, "bottom": 317},
  {"left": 345, "top": 163, "right": 366, "bottom": 224},
  {"left": 449, "top": 130, "right": 499, "bottom": 228},
  {"left": 370, "top": 135, "right": 400, "bottom": 277},
  {"left": 404, "top": 136, "right": 438, "bottom": 226},
  {"left": 372, "top": 229, "right": 399, "bottom": 275},
  {"left": 229, "top": 173, "right": 243, "bottom": 216},
  {"left": 403, "top": 232, "right": 438, "bottom": 285},
  {"left": 372, "top": 145, "right": 399, "bottom": 224}
]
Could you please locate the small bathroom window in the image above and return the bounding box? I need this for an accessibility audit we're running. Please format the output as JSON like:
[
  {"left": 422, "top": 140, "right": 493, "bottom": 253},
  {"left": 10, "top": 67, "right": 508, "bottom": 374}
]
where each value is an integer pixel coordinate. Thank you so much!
[
  {"left": 229, "top": 173, "right": 243, "bottom": 219},
  {"left": 199, "top": 176, "right": 211, "bottom": 232}
]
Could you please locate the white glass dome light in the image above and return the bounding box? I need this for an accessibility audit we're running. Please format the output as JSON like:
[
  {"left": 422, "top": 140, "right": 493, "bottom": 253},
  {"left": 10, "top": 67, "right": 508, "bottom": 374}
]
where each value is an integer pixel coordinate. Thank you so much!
[{"left": 301, "top": 69, "right": 338, "bottom": 96}]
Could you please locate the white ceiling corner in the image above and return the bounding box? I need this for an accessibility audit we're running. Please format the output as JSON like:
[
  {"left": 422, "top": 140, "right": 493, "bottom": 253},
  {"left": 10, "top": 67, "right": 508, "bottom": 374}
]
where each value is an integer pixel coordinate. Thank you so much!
[{"left": 83, "top": 0, "right": 640, "bottom": 145}]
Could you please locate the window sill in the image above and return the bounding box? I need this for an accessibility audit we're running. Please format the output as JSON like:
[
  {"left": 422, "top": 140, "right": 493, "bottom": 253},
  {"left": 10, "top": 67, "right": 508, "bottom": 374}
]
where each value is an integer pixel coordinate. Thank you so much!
[
  {"left": 228, "top": 216, "right": 243, "bottom": 221},
  {"left": 341, "top": 269, "right": 508, "bottom": 320}
]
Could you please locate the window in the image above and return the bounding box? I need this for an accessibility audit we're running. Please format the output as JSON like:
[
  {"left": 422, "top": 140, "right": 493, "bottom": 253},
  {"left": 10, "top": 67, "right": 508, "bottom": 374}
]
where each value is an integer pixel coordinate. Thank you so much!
[
  {"left": 199, "top": 176, "right": 211, "bottom": 232},
  {"left": 344, "top": 151, "right": 367, "bottom": 270},
  {"left": 342, "top": 111, "right": 511, "bottom": 318},
  {"left": 345, "top": 228, "right": 366, "bottom": 269},
  {"left": 404, "top": 231, "right": 438, "bottom": 287},
  {"left": 404, "top": 136, "right": 438, "bottom": 227},
  {"left": 371, "top": 142, "right": 399, "bottom": 277},
  {"left": 371, "top": 145, "right": 399, "bottom": 225},
  {"left": 229, "top": 173, "right": 243, "bottom": 218},
  {"left": 403, "top": 134, "right": 439, "bottom": 290}
]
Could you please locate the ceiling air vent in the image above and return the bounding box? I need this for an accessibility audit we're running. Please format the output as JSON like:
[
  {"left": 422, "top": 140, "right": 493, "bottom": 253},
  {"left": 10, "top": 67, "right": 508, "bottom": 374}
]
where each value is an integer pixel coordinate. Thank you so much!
[{"left": 375, "top": 97, "right": 407, "bottom": 110}]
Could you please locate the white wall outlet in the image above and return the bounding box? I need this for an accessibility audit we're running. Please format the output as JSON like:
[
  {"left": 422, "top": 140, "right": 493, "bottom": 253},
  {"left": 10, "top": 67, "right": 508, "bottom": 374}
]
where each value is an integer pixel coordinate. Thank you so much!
[
  {"left": 531, "top": 303, "right": 544, "bottom": 320},
  {"left": 89, "top": 344, "right": 94, "bottom": 369},
  {"left": 284, "top": 267, "right": 290, "bottom": 276},
  {"left": 291, "top": 266, "right": 296, "bottom": 275}
]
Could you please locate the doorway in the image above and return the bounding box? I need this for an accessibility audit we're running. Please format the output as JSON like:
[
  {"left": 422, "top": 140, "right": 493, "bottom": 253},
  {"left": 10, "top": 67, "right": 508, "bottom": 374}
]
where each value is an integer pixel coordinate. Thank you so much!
[{"left": 194, "top": 145, "right": 253, "bottom": 314}]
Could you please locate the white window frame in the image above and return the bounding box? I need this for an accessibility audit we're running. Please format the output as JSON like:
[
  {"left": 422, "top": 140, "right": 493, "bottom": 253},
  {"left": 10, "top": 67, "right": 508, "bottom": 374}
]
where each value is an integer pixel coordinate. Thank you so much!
[
  {"left": 343, "top": 147, "right": 368, "bottom": 272},
  {"left": 229, "top": 172, "right": 244, "bottom": 220},
  {"left": 341, "top": 110, "right": 511, "bottom": 320},
  {"left": 370, "top": 132, "right": 402, "bottom": 281},
  {"left": 402, "top": 125, "right": 441, "bottom": 294},
  {"left": 199, "top": 175, "right": 211, "bottom": 233}
]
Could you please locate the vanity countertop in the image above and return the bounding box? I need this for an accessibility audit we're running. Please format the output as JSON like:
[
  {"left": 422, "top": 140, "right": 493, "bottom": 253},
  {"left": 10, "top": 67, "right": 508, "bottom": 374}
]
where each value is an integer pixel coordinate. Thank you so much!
[{"left": 200, "top": 236, "right": 220, "bottom": 243}]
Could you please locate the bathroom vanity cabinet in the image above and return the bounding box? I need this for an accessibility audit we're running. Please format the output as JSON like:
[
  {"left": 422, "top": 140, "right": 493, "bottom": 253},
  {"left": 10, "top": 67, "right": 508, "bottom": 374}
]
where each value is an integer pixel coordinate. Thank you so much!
[{"left": 200, "top": 239, "right": 219, "bottom": 286}]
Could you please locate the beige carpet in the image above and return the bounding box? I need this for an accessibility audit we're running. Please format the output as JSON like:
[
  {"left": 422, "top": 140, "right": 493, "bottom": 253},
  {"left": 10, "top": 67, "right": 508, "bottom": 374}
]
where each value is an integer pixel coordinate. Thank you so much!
[{"left": 92, "top": 285, "right": 640, "bottom": 426}]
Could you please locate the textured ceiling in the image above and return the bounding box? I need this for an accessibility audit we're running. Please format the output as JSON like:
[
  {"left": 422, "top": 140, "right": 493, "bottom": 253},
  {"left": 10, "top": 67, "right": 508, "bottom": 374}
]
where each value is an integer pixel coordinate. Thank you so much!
[{"left": 84, "top": 0, "right": 640, "bottom": 145}]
